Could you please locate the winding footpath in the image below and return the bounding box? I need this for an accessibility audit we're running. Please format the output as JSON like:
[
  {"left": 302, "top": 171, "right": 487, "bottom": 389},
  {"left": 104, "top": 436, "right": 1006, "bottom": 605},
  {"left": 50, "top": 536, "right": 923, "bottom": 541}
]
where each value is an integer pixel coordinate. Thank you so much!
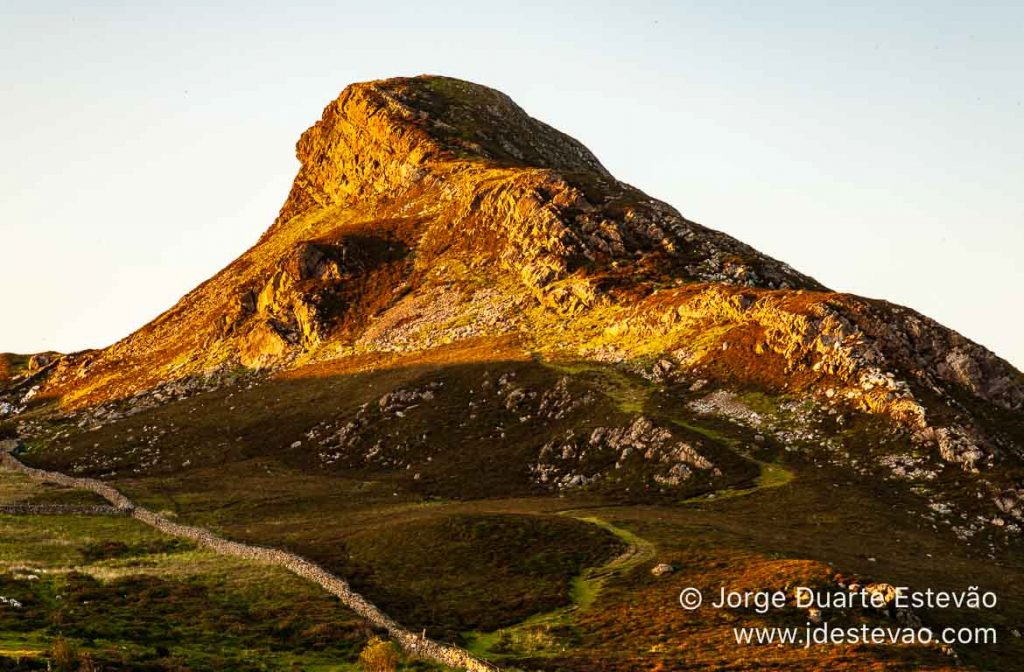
[
  {"left": 464, "top": 511, "right": 657, "bottom": 657},
  {"left": 0, "top": 439, "right": 498, "bottom": 672}
]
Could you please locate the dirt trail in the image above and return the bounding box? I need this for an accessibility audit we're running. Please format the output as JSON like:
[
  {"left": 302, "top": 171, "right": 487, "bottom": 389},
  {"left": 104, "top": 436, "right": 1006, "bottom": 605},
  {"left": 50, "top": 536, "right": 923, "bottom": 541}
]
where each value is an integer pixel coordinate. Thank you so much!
[
  {"left": 0, "top": 439, "right": 499, "bottom": 672},
  {"left": 464, "top": 512, "right": 656, "bottom": 658}
]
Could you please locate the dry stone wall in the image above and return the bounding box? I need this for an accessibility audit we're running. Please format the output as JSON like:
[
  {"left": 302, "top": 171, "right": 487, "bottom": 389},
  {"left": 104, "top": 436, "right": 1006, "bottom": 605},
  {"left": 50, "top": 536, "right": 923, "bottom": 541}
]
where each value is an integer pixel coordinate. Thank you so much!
[{"left": 0, "top": 503, "right": 126, "bottom": 516}]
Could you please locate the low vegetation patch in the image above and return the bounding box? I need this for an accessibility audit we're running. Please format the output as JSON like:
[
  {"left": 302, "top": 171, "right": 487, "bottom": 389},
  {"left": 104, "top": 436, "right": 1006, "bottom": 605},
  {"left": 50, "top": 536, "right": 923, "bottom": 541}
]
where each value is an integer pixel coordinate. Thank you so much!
[
  {"left": 291, "top": 513, "right": 624, "bottom": 641},
  {"left": 0, "top": 474, "right": 379, "bottom": 671}
]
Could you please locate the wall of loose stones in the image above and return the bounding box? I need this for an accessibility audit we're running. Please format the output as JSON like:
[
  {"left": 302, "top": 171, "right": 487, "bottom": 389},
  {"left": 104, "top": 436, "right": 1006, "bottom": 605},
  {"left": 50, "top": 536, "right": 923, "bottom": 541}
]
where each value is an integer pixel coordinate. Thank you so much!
[{"left": 0, "top": 503, "right": 126, "bottom": 515}]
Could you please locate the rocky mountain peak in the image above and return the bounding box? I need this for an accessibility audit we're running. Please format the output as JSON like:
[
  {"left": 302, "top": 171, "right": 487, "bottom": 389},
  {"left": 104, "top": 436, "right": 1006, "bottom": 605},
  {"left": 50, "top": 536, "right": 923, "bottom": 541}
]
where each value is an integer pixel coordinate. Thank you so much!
[
  {"left": 270, "top": 76, "right": 612, "bottom": 234},
  {"left": 7, "top": 77, "right": 1020, "bottom": 497},
  {"left": 259, "top": 76, "right": 824, "bottom": 317}
]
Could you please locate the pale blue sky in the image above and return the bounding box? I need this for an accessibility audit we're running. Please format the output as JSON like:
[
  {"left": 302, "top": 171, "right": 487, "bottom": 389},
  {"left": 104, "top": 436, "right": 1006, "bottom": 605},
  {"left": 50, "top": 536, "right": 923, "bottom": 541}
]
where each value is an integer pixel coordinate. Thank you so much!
[{"left": 2, "top": 1, "right": 1022, "bottom": 368}]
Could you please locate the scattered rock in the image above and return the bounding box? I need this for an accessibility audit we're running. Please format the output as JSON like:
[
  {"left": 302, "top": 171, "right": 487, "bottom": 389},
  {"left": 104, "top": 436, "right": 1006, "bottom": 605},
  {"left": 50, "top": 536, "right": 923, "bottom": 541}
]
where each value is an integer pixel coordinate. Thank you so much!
[{"left": 650, "top": 563, "right": 675, "bottom": 577}]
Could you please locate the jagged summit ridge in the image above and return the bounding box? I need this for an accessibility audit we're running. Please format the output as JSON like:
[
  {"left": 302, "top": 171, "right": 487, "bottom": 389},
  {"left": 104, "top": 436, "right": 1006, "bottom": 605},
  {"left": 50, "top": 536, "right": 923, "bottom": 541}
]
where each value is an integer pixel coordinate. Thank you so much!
[
  {"left": 272, "top": 76, "right": 612, "bottom": 230},
  {"left": 264, "top": 76, "right": 821, "bottom": 298}
]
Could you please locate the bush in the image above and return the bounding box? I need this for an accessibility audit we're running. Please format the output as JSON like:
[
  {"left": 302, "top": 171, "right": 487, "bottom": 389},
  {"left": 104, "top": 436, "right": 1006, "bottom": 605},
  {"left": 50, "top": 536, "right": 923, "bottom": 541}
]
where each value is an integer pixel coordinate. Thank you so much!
[
  {"left": 358, "top": 636, "right": 400, "bottom": 672},
  {"left": 77, "top": 652, "right": 97, "bottom": 672},
  {"left": 49, "top": 636, "right": 77, "bottom": 672}
]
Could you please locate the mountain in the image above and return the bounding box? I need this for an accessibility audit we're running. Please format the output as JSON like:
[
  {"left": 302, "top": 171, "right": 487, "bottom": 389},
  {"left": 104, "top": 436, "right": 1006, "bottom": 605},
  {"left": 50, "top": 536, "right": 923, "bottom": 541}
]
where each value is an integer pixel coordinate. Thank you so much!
[
  {"left": 15, "top": 74, "right": 1023, "bottom": 510},
  {"left": 2, "top": 76, "right": 1023, "bottom": 671}
]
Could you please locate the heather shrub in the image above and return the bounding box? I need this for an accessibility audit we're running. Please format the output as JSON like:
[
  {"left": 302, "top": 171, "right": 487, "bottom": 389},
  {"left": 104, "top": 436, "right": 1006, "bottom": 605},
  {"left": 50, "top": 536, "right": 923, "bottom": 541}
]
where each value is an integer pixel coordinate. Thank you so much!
[{"left": 358, "top": 636, "right": 400, "bottom": 672}]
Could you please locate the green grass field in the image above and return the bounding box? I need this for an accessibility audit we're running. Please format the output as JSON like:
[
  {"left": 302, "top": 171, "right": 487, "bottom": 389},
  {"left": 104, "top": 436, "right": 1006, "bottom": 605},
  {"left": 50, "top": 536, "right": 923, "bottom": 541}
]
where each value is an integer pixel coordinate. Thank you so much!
[{"left": 0, "top": 473, "right": 379, "bottom": 671}]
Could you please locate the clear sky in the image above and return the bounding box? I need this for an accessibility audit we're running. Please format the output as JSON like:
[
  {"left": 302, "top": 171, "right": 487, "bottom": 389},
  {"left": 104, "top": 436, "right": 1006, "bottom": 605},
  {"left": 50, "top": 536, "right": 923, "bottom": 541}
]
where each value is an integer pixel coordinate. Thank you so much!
[{"left": 2, "top": 1, "right": 1022, "bottom": 369}]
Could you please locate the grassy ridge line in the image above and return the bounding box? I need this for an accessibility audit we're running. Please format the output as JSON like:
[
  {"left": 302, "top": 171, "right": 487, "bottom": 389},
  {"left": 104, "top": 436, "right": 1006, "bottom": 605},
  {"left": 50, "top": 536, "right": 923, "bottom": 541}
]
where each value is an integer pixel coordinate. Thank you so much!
[{"left": 0, "top": 440, "right": 500, "bottom": 672}]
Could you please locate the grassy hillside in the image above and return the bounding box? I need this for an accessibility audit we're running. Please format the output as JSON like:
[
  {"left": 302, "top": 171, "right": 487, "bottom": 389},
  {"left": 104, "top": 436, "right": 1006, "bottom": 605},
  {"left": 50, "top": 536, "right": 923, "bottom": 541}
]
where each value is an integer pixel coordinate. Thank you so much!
[
  {"left": 0, "top": 472, "right": 378, "bottom": 671},
  {"left": 7, "top": 338, "right": 1022, "bottom": 670}
]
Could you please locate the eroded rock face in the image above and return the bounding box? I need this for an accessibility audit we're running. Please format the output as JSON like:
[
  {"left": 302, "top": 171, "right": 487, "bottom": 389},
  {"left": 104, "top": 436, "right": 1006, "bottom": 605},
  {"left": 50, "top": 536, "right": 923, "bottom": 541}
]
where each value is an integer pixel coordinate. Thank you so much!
[
  {"left": 271, "top": 77, "right": 612, "bottom": 230},
  {"left": 225, "top": 242, "right": 345, "bottom": 366},
  {"left": 596, "top": 283, "right": 1021, "bottom": 479},
  {"left": 27, "top": 354, "right": 54, "bottom": 372}
]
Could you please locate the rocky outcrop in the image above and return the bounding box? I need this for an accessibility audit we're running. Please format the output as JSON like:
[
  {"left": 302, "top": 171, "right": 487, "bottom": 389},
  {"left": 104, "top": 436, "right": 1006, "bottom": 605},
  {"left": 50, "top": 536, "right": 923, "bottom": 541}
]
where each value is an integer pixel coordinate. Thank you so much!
[
  {"left": 269, "top": 76, "right": 614, "bottom": 231},
  {"left": 592, "top": 283, "right": 1021, "bottom": 478},
  {"left": 531, "top": 416, "right": 716, "bottom": 490},
  {"left": 27, "top": 353, "right": 57, "bottom": 372}
]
